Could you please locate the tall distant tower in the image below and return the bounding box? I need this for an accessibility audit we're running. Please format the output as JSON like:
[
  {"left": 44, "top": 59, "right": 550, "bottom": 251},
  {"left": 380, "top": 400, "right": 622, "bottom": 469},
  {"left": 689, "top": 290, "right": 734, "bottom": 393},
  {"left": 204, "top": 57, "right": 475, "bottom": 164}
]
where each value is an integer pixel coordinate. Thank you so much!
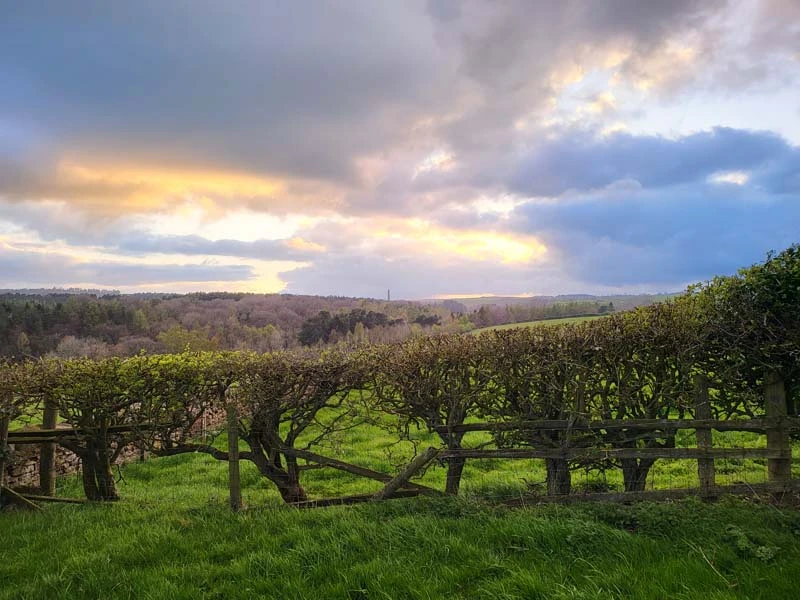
[{"left": 387, "top": 289, "right": 391, "bottom": 302}]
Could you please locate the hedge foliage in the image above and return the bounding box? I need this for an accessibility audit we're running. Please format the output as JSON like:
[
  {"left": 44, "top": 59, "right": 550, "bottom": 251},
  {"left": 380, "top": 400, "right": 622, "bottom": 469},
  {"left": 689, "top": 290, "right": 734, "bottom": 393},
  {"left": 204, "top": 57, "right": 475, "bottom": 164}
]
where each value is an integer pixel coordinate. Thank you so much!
[{"left": 2, "top": 246, "right": 798, "bottom": 501}]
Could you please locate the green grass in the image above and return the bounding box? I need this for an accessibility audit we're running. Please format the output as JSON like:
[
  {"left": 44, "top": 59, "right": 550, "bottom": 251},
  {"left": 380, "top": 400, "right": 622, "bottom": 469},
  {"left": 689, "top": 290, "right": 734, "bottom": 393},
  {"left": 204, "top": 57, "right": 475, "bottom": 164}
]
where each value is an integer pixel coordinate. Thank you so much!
[
  {"left": 2, "top": 455, "right": 799, "bottom": 599},
  {"left": 2, "top": 415, "right": 800, "bottom": 599},
  {"left": 471, "top": 315, "right": 606, "bottom": 334}
]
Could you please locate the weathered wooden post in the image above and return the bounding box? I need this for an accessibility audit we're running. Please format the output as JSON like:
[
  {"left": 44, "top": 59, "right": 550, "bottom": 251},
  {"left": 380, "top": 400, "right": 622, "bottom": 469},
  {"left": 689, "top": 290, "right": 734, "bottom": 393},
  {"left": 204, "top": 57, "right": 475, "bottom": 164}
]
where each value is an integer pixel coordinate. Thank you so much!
[
  {"left": 39, "top": 400, "right": 58, "bottom": 496},
  {"left": 694, "top": 374, "right": 715, "bottom": 497},
  {"left": 765, "top": 372, "right": 791, "bottom": 486},
  {"left": 224, "top": 385, "right": 242, "bottom": 512},
  {"left": 0, "top": 415, "right": 9, "bottom": 492}
]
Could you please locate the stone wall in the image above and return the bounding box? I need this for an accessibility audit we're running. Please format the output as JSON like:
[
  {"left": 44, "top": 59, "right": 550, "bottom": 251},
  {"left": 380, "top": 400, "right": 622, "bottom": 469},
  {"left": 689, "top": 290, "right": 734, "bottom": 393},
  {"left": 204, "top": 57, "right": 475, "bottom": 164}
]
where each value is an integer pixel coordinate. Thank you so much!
[
  {"left": 4, "top": 406, "right": 228, "bottom": 490},
  {"left": 4, "top": 441, "right": 142, "bottom": 490}
]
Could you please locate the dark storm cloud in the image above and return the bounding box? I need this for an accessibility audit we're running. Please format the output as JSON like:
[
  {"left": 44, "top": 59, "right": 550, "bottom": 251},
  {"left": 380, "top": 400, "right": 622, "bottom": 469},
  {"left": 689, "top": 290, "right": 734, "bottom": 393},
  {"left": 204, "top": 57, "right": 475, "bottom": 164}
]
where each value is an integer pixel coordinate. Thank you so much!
[
  {"left": 516, "top": 180, "right": 800, "bottom": 286},
  {"left": 1, "top": 0, "right": 730, "bottom": 203},
  {"left": 0, "top": 1, "right": 452, "bottom": 181},
  {"left": 509, "top": 127, "right": 792, "bottom": 196}
]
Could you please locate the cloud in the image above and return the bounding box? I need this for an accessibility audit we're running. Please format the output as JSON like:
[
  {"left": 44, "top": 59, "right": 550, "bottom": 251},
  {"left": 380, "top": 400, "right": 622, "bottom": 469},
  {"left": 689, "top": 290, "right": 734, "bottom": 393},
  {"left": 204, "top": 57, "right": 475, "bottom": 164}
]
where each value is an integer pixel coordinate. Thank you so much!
[
  {"left": 509, "top": 127, "right": 791, "bottom": 196},
  {"left": 0, "top": 0, "right": 742, "bottom": 222},
  {"left": 1, "top": 2, "right": 798, "bottom": 296},
  {"left": 0, "top": 2, "right": 453, "bottom": 183},
  {"left": 278, "top": 215, "right": 557, "bottom": 298},
  {"left": 752, "top": 151, "right": 800, "bottom": 194},
  {"left": 0, "top": 244, "right": 254, "bottom": 287},
  {"left": 282, "top": 252, "right": 570, "bottom": 299},
  {"left": 115, "top": 234, "right": 323, "bottom": 262},
  {"left": 515, "top": 180, "right": 800, "bottom": 286}
]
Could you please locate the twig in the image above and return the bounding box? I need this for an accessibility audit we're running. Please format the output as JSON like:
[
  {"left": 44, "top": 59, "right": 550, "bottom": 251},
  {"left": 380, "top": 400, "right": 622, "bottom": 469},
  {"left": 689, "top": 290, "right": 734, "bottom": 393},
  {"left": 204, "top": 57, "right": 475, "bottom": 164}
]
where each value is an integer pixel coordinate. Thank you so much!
[{"left": 686, "top": 541, "right": 736, "bottom": 588}]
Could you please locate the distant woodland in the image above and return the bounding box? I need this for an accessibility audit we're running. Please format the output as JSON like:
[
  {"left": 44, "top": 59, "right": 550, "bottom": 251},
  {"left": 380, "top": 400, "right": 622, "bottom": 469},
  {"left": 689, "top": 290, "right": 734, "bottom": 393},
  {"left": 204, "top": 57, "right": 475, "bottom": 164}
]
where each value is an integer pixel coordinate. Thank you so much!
[{"left": 0, "top": 290, "right": 667, "bottom": 358}]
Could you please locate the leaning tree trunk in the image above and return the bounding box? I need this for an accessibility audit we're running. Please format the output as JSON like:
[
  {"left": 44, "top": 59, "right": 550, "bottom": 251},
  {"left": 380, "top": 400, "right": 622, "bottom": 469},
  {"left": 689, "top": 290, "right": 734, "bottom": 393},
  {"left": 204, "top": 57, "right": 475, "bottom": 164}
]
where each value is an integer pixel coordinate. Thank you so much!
[
  {"left": 248, "top": 431, "right": 309, "bottom": 504},
  {"left": 619, "top": 433, "right": 671, "bottom": 492}
]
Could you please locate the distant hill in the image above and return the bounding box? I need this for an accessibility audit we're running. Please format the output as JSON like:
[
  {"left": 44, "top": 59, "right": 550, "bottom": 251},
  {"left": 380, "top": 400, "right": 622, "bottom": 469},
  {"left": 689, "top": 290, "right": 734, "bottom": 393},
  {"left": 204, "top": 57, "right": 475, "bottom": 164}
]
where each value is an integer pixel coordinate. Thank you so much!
[
  {"left": 0, "top": 287, "right": 121, "bottom": 297},
  {"left": 427, "top": 293, "right": 677, "bottom": 312},
  {"left": 0, "top": 290, "right": 449, "bottom": 358},
  {"left": 0, "top": 288, "right": 676, "bottom": 359}
]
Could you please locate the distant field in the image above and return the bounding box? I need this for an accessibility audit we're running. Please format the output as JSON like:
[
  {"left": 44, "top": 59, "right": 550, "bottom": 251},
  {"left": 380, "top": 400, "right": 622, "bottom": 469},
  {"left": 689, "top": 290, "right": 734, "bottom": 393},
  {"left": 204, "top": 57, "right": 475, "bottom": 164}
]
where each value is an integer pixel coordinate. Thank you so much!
[{"left": 471, "top": 314, "right": 607, "bottom": 333}]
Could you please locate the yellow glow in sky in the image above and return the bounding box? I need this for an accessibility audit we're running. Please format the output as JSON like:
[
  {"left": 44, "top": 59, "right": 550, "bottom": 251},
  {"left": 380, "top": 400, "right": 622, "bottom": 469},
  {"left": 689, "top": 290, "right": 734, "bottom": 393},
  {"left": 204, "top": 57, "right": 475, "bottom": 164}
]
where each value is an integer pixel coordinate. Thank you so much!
[
  {"left": 285, "top": 237, "right": 326, "bottom": 253},
  {"left": 61, "top": 160, "right": 285, "bottom": 197},
  {"left": 372, "top": 219, "right": 546, "bottom": 264},
  {"left": 55, "top": 159, "right": 290, "bottom": 218},
  {"left": 632, "top": 43, "right": 696, "bottom": 91},
  {"left": 586, "top": 92, "right": 616, "bottom": 114}
]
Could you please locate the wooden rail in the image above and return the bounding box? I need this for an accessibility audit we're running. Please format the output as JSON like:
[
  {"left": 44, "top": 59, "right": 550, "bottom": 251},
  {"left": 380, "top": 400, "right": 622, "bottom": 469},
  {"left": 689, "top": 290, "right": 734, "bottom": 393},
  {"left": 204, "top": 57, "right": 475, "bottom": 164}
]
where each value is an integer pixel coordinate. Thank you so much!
[
  {"left": 7, "top": 424, "right": 158, "bottom": 444},
  {"left": 3, "top": 376, "right": 795, "bottom": 509},
  {"left": 431, "top": 417, "right": 800, "bottom": 435},
  {"left": 440, "top": 447, "right": 785, "bottom": 460}
]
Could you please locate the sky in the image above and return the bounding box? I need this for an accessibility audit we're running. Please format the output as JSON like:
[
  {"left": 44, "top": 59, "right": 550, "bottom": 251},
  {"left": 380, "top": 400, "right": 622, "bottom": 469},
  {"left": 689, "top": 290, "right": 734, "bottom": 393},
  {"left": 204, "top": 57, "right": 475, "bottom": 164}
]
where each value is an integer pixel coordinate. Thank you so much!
[{"left": 1, "top": 0, "right": 798, "bottom": 299}]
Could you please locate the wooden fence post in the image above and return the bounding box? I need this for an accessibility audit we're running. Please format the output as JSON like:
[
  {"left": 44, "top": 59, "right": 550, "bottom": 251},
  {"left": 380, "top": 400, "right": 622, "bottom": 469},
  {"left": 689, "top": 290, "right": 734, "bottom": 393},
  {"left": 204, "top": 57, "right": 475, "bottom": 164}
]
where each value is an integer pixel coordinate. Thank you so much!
[
  {"left": 0, "top": 416, "right": 9, "bottom": 492},
  {"left": 225, "top": 387, "right": 242, "bottom": 512},
  {"left": 39, "top": 400, "right": 58, "bottom": 496},
  {"left": 765, "top": 372, "right": 791, "bottom": 485},
  {"left": 694, "top": 374, "right": 715, "bottom": 497}
]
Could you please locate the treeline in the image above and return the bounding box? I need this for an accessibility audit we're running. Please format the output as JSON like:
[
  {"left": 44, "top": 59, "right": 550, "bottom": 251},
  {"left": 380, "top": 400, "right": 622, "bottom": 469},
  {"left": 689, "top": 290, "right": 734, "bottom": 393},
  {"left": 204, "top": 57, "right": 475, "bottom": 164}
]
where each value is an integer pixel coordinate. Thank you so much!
[
  {"left": 3, "top": 245, "right": 798, "bottom": 503},
  {"left": 0, "top": 293, "right": 454, "bottom": 358},
  {"left": 0, "top": 289, "right": 638, "bottom": 359},
  {"left": 297, "top": 310, "right": 444, "bottom": 346},
  {"left": 298, "top": 309, "right": 405, "bottom": 346}
]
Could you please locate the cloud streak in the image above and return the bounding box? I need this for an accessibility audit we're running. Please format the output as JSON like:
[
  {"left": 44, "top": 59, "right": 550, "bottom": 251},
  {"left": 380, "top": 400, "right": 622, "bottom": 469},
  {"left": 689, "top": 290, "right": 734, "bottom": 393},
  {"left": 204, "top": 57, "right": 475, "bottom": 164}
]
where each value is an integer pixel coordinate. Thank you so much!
[{"left": 0, "top": 244, "right": 254, "bottom": 287}]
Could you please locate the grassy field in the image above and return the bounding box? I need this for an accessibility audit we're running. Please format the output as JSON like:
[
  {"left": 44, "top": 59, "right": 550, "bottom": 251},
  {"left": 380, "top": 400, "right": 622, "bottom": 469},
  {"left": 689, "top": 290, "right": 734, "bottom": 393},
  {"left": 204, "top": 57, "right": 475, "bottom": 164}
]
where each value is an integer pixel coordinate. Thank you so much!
[
  {"left": 2, "top": 415, "right": 800, "bottom": 599},
  {"left": 471, "top": 315, "right": 606, "bottom": 334},
  {"left": 2, "top": 453, "right": 800, "bottom": 599}
]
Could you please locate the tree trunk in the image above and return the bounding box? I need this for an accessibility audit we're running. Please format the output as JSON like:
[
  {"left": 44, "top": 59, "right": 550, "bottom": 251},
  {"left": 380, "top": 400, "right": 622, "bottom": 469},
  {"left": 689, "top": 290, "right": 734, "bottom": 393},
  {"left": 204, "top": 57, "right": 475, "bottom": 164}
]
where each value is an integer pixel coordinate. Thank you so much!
[
  {"left": 94, "top": 445, "right": 119, "bottom": 501},
  {"left": 79, "top": 440, "right": 119, "bottom": 501},
  {"left": 621, "top": 457, "right": 655, "bottom": 492},
  {"left": 437, "top": 430, "right": 466, "bottom": 496},
  {"left": 445, "top": 456, "right": 466, "bottom": 496},
  {"left": 545, "top": 458, "right": 571, "bottom": 495},
  {"left": 281, "top": 455, "right": 307, "bottom": 503},
  {"left": 80, "top": 450, "right": 101, "bottom": 501},
  {"left": 276, "top": 477, "right": 307, "bottom": 503}
]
